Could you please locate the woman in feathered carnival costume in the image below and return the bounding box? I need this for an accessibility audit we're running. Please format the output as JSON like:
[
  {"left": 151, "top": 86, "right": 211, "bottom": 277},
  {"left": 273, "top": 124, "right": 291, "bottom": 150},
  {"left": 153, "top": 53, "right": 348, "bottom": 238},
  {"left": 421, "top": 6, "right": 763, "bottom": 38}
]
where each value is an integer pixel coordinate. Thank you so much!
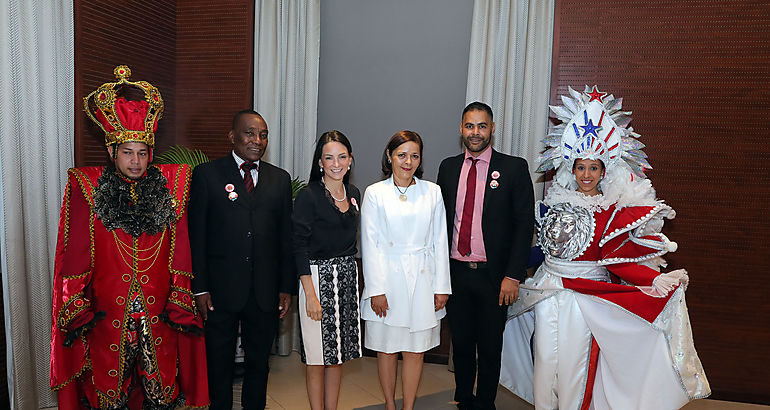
[{"left": 499, "top": 86, "right": 710, "bottom": 409}]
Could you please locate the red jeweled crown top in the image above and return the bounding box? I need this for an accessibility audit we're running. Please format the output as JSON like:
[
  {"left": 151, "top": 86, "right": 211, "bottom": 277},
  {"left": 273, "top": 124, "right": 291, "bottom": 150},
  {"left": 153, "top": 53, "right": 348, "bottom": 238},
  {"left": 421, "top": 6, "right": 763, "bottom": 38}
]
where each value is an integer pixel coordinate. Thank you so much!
[{"left": 83, "top": 65, "right": 164, "bottom": 147}]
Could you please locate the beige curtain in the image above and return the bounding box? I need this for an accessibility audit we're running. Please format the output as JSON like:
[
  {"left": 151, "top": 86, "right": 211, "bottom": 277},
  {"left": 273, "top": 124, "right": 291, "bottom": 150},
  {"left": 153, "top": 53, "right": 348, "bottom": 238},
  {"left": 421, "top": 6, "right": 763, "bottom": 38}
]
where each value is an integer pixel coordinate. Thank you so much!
[
  {"left": 254, "top": 0, "right": 320, "bottom": 180},
  {"left": 465, "top": 0, "right": 555, "bottom": 200},
  {"left": 448, "top": 0, "right": 555, "bottom": 371},
  {"left": 254, "top": 0, "right": 321, "bottom": 355},
  {"left": 0, "top": 0, "right": 74, "bottom": 407}
]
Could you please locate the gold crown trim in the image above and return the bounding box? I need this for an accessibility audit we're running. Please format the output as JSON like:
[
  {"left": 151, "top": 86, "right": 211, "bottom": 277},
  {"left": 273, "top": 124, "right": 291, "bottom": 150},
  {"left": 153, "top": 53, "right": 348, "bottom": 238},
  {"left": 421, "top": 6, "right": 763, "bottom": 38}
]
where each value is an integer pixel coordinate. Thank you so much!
[
  {"left": 105, "top": 131, "right": 156, "bottom": 147},
  {"left": 83, "top": 65, "right": 164, "bottom": 147}
]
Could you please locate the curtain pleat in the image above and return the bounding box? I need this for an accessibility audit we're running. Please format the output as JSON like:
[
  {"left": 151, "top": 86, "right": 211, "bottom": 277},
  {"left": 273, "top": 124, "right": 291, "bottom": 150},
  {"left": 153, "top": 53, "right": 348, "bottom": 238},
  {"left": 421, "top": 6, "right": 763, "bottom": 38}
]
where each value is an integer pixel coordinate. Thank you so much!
[
  {"left": 465, "top": 0, "right": 555, "bottom": 199},
  {"left": 254, "top": 0, "right": 321, "bottom": 355},
  {"left": 0, "top": 0, "right": 74, "bottom": 407}
]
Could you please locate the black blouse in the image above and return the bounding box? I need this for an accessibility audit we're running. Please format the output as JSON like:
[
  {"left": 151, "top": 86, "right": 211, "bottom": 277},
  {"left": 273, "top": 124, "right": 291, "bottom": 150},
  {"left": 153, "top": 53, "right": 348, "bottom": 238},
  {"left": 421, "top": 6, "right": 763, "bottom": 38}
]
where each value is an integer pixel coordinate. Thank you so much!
[{"left": 292, "top": 181, "right": 361, "bottom": 277}]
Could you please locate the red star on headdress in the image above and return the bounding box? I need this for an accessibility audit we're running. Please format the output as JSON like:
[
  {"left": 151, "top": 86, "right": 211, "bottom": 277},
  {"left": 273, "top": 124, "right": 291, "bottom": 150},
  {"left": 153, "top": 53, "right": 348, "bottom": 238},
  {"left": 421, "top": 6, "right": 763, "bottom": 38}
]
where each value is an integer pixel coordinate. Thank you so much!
[{"left": 587, "top": 86, "right": 607, "bottom": 102}]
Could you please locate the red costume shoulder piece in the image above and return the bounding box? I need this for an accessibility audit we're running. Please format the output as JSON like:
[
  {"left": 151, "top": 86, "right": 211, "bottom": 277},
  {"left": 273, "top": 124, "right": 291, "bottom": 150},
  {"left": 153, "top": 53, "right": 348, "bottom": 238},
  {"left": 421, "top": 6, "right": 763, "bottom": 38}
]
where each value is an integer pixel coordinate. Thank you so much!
[
  {"left": 50, "top": 167, "right": 102, "bottom": 391},
  {"left": 599, "top": 204, "right": 669, "bottom": 247},
  {"left": 564, "top": 203, "right": 680, "bottom": 321},
  {"left": 155, "top": 163, "right": 192, "bottom": 219},
  {"left": 598, "top": 204, "right": 676, "bottom": 265}
]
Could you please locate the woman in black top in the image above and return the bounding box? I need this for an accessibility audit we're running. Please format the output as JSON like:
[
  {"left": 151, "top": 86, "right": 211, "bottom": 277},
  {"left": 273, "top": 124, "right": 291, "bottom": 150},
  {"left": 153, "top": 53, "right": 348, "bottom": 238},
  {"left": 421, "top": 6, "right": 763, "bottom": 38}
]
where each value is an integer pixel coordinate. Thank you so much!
[{"left": 292, "top": 130, "right": 361, "bottom": 410}]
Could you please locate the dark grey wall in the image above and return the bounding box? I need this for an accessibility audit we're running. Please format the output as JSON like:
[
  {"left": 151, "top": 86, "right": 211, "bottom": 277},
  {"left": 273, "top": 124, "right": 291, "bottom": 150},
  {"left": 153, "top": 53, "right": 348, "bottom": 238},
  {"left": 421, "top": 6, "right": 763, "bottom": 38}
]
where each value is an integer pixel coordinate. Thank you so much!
[{"left": 317, "top": 0, "right": 473, "bottom": 189}]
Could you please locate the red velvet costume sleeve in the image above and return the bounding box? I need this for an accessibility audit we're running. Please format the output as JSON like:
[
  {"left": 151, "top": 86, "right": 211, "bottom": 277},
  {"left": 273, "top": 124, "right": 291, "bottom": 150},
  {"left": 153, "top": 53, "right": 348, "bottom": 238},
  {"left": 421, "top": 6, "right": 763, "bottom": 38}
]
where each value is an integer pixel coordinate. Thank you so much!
[
  {"left": 156, "top": 163, "right": 209, "bottom": 406},
  {"left": 604, "top": 262, "right": 658, "bottom": 286},
  {"left": 157, "top": 164, "right": 202, "bottom": 332},
  {"left": 562, "top": 204, "right": 679, "bottom": 323},
  {"left": 50, "top": 168, "right": 100, "bottom": 390},
  {"left": 161, "top": 210, "right": 201, "bottom": 331}
]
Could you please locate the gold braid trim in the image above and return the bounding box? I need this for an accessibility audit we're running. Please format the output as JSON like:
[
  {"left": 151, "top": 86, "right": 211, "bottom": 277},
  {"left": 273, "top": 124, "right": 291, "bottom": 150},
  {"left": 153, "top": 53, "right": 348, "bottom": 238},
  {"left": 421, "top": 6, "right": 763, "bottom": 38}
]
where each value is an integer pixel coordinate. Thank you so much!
[
  {"left": 57, "top": 292, "right": 91, "bottom": 331},
  {"left": 63, "top": 270, "right": 91, "bottom": 280},
  {"left": 170, "top": 268, "right": 193, "bottom": 278},
  {"left": 89, "top": 212, "right": 96, "bottom": 273},
  {"left": 50, "top": 334, "right": 92, "bottom": 391},
  {"left": 167, "top": 222, "right": 177, "bottom": 271},
  {"left": 170, "top": 164, "right": 192, "bottom": 220},
  {"left": 71, "top": 168, "right": 97, "bottom": 209},
  {"left": 168, "top": 286, "right": 195, "bottom": 313},
  {"left": 62, "top": 178, "right": 73, "bottom": 249},
  {"left": 116, "top": 281, "right": 137, "bottom": 404}
]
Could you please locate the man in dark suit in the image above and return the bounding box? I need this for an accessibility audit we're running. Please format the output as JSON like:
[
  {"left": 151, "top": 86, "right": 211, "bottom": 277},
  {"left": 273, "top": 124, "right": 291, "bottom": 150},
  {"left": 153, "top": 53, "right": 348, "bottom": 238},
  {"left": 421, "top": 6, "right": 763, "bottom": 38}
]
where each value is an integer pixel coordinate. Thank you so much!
[
  {"left": 437, "top": 102, "right": 534, "bottom": 410},
  {"left": 189, "top": 109, "right": 295, "bottom": 410}
]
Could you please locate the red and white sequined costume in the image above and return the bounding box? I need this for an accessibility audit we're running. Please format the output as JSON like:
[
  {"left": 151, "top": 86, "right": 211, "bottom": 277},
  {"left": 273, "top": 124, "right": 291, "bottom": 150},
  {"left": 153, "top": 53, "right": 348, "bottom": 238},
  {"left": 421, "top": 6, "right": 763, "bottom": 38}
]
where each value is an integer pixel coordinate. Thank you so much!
[
  {"left": 500, "top": 185, "right": 710, "bottom": 409},
  {"left": 49, "top": 164, "right": 209, "bottom": 409}
]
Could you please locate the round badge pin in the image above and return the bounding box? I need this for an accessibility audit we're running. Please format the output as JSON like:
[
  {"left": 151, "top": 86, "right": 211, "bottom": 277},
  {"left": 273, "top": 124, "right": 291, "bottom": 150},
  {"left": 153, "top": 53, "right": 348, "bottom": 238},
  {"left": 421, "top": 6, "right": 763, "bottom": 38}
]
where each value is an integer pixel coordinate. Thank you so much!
[
  {"left": 228, "top": 191, "right": 239, "bottom": 201},
  {"left": 491, "top": 170, "right": 500, "bottom": 179},
  {"left": 225, "top": 183, "right": 235, "bottom": 192},
  {"left": 490, "top": 180, "right": 499, "bottom": 189}
]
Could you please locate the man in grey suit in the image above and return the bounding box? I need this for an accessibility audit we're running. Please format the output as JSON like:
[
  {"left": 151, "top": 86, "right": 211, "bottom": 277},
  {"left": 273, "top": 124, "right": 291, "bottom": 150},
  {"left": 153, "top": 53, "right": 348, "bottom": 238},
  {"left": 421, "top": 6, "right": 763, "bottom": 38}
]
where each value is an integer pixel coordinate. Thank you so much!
[{"left": 190, "top": 109, "right": 295, "bottom": 410}]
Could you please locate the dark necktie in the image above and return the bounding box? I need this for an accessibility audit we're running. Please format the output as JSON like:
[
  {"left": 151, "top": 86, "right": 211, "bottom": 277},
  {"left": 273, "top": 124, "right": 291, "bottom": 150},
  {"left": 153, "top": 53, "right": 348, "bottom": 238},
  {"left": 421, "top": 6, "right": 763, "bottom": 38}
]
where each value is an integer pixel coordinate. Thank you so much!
[
  {"left": 457, "top": 158, "right": 479, "bottom": 256},
  {"left": 241, "top": 162, "right": 258, "bottom": 193}
]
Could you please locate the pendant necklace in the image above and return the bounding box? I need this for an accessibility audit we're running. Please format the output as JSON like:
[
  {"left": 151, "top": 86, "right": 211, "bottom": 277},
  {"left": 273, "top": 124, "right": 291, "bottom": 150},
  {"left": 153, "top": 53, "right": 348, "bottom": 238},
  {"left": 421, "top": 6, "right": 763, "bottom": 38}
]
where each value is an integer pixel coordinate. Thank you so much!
[
  {"left": 322, "top": 177, "right": 346, "bottom": 202},
  {"left": 394, "top": 178, "right": 412, "bottom": 202}
]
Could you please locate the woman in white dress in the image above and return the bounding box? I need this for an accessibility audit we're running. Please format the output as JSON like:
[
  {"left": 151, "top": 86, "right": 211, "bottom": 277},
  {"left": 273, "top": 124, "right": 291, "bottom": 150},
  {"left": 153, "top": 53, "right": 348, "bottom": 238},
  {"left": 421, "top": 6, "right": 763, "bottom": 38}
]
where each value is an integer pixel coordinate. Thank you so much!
[{"left": 360, "top": 130, "right": 451, "bottom": 410}]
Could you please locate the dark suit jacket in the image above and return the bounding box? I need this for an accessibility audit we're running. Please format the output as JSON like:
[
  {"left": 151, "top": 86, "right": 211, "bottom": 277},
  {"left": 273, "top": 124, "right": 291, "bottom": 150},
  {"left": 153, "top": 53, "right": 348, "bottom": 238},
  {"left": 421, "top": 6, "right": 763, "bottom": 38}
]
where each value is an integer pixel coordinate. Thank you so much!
[
  {"left": 189, "top": 155, "right": 295, "bottom": 312},
  {"left": 437, "top": 149, "right": 534, "bottom": 282}
]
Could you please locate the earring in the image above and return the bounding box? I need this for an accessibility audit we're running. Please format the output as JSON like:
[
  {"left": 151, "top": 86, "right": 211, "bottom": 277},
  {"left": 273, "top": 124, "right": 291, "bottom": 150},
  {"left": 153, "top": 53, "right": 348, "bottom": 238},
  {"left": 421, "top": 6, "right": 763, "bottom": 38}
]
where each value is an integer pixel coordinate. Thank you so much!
[
  {"left": 319, "top": 166, "right": 323, "bottom": 173},
  {"left": 347, "top": 166, "right": 351, "bottom": 170}
]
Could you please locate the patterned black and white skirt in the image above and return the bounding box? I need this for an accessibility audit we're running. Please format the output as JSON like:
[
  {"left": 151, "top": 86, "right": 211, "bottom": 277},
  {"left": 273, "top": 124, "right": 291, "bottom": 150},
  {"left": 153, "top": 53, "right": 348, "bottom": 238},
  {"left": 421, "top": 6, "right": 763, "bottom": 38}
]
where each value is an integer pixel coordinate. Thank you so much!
[{"left": 299, "top": 255, "right": 362, "bottom": 365}]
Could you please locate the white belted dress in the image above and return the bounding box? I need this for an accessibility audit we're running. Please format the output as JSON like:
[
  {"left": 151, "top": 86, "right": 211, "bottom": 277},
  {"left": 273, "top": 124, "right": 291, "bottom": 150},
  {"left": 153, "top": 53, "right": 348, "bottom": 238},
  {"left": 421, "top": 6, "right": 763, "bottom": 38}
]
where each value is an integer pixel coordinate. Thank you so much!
[{"left": 360, "top": 177, "right": 452, "bottom": 353}]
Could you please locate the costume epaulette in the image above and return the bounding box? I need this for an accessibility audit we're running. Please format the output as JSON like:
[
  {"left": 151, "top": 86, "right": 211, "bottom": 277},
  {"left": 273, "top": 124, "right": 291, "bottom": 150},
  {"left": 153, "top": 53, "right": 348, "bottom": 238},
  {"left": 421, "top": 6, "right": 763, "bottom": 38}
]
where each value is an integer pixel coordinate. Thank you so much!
[
  {"left": 155, "top": 163, "right": 192, "bottom": 218},
  {"left": 68, "top": 166, "right": 104, "bottom": 208},
  {"left": 599, "top": 204, "right": 664, "bottom": 247}
]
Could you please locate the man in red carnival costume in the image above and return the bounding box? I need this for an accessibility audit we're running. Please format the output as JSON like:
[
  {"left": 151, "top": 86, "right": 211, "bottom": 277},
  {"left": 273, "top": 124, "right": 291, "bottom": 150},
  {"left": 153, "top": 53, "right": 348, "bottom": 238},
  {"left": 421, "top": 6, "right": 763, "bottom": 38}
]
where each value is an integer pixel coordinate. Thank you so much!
[{"left": 49, "top": 66, "right": 208, "bottom": 409}]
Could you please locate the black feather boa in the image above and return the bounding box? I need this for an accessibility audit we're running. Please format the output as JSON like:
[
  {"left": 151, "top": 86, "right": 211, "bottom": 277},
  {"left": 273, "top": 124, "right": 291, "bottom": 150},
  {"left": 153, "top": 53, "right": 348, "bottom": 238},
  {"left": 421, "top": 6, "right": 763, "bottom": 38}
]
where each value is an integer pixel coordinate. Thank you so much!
[{"left": 93, "top": 166, "right": 176, "bottom": 237}]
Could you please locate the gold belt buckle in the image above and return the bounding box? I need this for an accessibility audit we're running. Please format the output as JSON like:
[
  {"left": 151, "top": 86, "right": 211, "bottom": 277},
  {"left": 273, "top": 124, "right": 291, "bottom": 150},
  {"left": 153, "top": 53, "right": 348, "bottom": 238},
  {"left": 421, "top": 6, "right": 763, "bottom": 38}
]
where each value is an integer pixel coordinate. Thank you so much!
[{"left": 468, "top": 262, "right": 478, "bottom": 269}]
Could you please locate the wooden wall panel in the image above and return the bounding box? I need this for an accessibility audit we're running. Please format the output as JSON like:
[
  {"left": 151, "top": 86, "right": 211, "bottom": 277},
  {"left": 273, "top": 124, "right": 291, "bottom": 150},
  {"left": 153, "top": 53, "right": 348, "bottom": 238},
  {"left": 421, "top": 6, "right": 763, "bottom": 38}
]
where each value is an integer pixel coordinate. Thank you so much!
[
  {"left": 551, "top": 0, "right": 770, "bottom": 403},
  {"left": 74, "top": 0, "right": 176, "bottom": 166},
  {"left": 74, "top": 0, "right": 254, "bottom": 166},
  {"left": 176, "top": 0, "right": 255, "bottom": 160}
]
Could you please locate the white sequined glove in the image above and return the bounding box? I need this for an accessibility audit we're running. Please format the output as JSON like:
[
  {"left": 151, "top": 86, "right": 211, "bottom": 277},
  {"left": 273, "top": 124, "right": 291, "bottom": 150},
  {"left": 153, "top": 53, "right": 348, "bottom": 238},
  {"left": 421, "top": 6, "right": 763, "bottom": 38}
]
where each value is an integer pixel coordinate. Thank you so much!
[
  {"left": 655, "top": 268, "right": 688, "bottom": 292},
  {"left": 639, "top": 269, "right": 689, "bottom": 297}
]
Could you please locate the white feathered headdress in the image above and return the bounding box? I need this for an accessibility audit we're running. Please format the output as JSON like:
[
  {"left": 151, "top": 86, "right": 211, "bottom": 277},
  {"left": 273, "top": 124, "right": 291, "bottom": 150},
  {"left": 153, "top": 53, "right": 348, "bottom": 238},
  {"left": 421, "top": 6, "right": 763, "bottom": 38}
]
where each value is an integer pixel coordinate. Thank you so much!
[{"left": 538, "top": 86, "right": 650, "bottom": 191}]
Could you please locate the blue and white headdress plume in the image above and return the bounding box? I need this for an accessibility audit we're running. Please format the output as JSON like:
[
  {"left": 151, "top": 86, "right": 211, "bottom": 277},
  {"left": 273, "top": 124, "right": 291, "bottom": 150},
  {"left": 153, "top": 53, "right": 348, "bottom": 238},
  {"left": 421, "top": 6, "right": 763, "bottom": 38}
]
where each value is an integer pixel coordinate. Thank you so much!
[{"left": 537, "top": 86, "right": 650, "bottom": 190}]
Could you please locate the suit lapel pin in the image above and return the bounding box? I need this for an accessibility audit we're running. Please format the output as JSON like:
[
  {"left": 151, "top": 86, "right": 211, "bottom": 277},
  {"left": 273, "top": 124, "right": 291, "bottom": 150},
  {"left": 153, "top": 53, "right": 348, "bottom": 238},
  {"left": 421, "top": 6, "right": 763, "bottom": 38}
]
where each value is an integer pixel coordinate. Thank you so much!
[
  {"left": 350, "top": 197, "right": 359, "bottom": 212},
  {"left": 491, "top": 170, "right": 500, "bottom": 179},
  {"left": 490, "top": 180, "right": 500, "bottom": 189},
  {"left": 225, "top": 183, "right": 235, "bottom": 193},
  {"left": 228, "top": 191, "right": 239, "bottom": 201}
]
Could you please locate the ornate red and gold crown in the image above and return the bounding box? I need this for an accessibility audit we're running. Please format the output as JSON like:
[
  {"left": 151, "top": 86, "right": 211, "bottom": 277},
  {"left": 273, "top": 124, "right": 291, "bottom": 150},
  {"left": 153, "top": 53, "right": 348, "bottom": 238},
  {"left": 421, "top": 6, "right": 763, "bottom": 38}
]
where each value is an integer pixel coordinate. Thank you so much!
[{"left": 83, "top": 65, "right": 164, "bottom": 147}]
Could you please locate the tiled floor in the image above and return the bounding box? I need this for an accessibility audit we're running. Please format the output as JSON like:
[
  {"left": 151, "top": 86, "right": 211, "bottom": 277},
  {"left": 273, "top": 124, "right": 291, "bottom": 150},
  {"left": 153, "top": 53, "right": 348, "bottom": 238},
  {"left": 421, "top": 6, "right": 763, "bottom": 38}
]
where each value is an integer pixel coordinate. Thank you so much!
[
  {"left": 239, "top": 352, "right": 769, "bottom": 410},
  {"left": 40, "top": 352, "right": 768, "bottom": 409}
]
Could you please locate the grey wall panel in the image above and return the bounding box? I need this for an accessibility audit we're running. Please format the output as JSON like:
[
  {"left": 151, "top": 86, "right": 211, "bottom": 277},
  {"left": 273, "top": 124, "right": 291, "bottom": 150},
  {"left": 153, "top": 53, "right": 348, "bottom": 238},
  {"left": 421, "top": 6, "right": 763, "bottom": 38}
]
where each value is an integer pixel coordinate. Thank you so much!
[{"left": 317, "top": 0, "right": 473, "bottom": 189}]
